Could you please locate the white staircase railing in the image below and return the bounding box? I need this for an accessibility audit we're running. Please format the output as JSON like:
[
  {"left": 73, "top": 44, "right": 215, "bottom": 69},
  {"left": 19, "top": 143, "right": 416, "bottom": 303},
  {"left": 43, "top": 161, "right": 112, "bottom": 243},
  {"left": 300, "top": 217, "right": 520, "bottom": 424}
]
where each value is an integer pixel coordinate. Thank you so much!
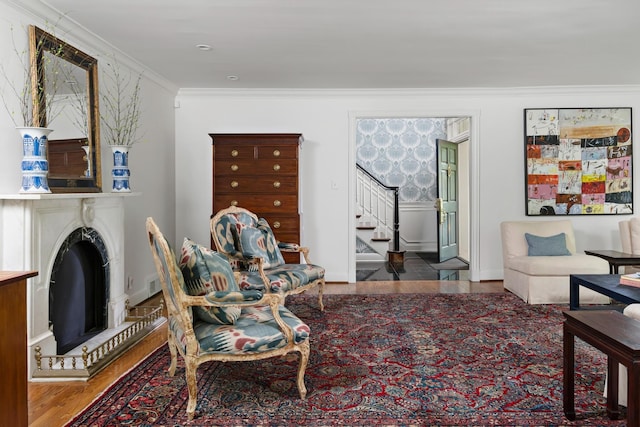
[{"left": 356, "top": 164, "right": 400, "bottom": 253}]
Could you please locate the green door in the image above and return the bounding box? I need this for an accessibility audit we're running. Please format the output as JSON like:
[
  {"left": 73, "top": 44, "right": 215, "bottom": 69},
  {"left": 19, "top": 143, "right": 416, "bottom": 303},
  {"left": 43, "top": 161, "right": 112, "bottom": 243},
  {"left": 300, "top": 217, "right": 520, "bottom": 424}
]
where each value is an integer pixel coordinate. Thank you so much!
[{"left": 436, "top": 139, "right": 459, "bottom": 262}]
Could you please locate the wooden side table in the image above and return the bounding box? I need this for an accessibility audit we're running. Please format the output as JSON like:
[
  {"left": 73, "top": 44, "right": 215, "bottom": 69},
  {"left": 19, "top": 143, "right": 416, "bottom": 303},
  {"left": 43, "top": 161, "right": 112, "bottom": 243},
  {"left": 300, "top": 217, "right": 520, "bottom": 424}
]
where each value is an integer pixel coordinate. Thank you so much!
[
  {"left": 585, "top": 250, "right": 640, "bottom": 274},
  {"left": 563, "top": 310, "right": 640, "bottom": 426},
  {"left": 0, "top": 271, "right": 37, "bottom": 427}
]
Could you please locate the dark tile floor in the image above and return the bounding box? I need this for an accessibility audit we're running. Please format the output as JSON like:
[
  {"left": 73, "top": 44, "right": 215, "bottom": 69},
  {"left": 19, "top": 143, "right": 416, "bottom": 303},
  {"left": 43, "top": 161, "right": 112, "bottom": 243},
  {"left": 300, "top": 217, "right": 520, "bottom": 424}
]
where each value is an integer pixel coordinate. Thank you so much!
[{"left": 356, "top": 251, "right": 469, "bottom": 281}]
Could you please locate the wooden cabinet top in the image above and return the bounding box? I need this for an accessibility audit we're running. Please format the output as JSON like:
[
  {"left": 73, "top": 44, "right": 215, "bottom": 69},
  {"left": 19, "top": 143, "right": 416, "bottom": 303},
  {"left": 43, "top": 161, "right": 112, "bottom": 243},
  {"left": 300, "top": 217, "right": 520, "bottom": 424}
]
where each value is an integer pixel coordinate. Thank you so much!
[
  {"left": 210, "top": 133, "right": 303, "bottom": 145},
  {"left": 0, "top": 271, "right": 38, "bottom": 288}
]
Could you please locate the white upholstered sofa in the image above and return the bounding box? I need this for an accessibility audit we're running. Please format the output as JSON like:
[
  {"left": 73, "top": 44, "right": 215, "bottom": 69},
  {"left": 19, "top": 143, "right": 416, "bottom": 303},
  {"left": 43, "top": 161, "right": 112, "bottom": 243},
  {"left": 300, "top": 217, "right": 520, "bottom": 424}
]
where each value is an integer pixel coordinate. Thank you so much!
[
  {"left": 619, "top": 217, "right": 640, "bottom": 274},
  {"left": 500, "top": 220, "right": 610, "bottom": 304}
]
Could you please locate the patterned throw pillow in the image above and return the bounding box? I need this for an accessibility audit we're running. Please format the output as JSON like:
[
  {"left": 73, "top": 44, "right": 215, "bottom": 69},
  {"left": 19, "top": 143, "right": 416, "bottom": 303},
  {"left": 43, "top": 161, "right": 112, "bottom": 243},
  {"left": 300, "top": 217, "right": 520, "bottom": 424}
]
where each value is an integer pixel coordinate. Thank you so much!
[
  {"left": 237, "top": 218, "right": 285, "bottom": 269},
  {"left": 179, "top": 238, "right": 241, "bottom": 324},
  {"left": 214, "top": 211, "right": 258, "bottom": 255},
  {"left": 238, "top": 227, "right": 270, "bottom": 263},
  {"left": 256, "top": 218, "right": 286, "bottom": 264}
]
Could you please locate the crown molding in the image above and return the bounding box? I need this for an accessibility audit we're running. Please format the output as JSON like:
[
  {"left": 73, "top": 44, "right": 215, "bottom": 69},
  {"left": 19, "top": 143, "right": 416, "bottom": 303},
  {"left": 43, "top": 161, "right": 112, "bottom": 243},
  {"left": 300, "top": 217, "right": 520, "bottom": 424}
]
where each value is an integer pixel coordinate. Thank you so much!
[
  {"left": 177, "top": 85, "right": 640, "bottom": 98},
  {"left": 7, "top": 0, "right": 178, "bottom": 94}
]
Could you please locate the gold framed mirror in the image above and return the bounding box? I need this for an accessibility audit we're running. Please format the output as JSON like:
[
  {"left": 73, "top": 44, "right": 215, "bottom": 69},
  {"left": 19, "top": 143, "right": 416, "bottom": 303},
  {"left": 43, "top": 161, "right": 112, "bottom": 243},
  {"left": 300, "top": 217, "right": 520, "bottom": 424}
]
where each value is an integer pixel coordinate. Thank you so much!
[{"left": 29, "top": 25, "right": 101, "bottom": 192}]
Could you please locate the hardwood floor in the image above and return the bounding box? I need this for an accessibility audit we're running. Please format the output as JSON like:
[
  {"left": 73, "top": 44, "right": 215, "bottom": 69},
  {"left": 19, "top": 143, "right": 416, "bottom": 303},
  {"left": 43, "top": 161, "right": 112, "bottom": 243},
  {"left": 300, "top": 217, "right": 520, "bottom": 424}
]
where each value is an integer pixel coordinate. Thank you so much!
[{"left": 28, "top": 280, "right": 504, "bottom": 426}]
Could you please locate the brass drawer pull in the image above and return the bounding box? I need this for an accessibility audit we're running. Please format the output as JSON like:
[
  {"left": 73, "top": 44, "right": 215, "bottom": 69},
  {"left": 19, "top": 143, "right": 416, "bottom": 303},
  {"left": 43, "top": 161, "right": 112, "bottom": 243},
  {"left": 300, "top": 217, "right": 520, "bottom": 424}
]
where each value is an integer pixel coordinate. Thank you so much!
[
  {"left": 273, "top": 164, "right": 280, "bottom": 171},
  {"left": 273, "top": 221, "right": 281, "bottom": 229},
  {"left": 231, "top": 164, "right": 239, "bottom": 171},
  {"left": 231, "top": 150, "right": 238, "bottom": 157},
  {"left": 273, "top": 200, "right": 281, "bottom": 207},
  {"left": 273, "top": 149, "right": 280, "bottom": 157},
  {"left": 273, "top": 181, "right": 281, "bottom": 188},
  {"left": 230, "top": 181, "right": 238, "bottom": 188},
  {"left": 231, "top": 200, "right": 238, "bottom": 206}
]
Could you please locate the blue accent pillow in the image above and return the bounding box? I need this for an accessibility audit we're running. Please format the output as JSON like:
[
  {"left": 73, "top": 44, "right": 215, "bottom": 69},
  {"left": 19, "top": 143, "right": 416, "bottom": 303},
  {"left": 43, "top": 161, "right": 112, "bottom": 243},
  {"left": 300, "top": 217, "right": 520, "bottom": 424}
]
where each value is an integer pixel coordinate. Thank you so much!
[{"left": 524, "top": 232, "right": 571, "bottom": 256}]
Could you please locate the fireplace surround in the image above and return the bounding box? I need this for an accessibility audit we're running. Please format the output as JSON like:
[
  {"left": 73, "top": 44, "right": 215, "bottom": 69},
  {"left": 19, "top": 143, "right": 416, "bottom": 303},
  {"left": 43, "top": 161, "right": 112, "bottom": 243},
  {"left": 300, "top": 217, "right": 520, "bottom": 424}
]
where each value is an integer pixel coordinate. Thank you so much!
[{"left": 0, "top": 193, "right": 131, "bottom": 379}]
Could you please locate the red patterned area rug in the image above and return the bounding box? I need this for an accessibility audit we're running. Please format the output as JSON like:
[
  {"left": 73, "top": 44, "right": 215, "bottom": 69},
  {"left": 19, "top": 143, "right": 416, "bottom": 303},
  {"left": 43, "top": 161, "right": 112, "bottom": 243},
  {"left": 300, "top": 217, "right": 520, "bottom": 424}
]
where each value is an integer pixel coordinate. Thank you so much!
[{"left": 67, "top": 293, "right": 626, "bottom": 426}]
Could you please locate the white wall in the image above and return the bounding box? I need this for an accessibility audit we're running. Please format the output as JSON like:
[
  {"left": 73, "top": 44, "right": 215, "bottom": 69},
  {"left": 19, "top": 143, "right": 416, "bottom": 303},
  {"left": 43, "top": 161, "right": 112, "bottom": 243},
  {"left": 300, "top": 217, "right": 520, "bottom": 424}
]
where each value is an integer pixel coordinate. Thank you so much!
[
  {"left": 0, "top": 1, "right": 178, "bottom": 305},
  {"left": 3, "top": 1, "right": 637, "bottom": 287},
  {"left": 175, "top": 87, "right": 639, "bottom": 282},
  {"left": 119, "top": 75, "right": 176, "bottom": 304}
]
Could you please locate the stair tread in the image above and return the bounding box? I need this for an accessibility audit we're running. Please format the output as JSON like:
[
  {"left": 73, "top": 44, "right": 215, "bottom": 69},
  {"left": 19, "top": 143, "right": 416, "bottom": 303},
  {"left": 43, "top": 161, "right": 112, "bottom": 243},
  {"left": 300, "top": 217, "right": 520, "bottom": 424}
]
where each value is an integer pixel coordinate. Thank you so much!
[
  {"left": 356, "top": 226, "right": 376, "bottom": 230},
  {"left": 371, "top": 237, "right": 391, "bottom": 241}
]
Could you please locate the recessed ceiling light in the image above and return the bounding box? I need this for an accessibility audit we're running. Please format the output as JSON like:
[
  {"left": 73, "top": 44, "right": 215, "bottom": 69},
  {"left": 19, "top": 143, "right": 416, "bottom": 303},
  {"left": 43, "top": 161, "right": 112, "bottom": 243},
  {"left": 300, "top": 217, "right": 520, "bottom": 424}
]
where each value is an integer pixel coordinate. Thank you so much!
[
  {"left": 196, "top": 44, "right": 212, "bottom": 51},
  {"left": 227, "top": 75, "right": 239, "bottom": 81}
]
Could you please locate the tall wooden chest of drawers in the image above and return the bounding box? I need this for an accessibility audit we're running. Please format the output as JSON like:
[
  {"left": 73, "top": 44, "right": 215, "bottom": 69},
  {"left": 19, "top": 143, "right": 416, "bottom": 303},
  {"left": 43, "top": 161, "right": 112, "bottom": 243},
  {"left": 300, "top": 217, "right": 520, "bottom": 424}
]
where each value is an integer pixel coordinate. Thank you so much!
[{"left": 210, "top": 133, "right": 302, "bottom": 262}]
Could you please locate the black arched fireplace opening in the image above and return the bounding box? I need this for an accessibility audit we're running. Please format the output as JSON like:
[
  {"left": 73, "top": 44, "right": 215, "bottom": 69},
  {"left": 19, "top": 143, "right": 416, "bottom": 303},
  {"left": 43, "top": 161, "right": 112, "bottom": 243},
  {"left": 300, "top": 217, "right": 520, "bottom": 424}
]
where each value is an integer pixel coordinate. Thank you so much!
[{"left": 49, "top": 227, "right": 110, "bottom": 355}]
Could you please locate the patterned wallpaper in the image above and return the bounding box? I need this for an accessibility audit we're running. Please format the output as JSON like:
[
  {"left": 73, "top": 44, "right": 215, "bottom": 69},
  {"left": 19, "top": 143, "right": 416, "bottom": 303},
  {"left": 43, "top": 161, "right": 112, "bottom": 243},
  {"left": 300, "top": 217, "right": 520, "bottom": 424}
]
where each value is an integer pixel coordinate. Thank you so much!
[{"left": 356, "top": 118, "right": 446, "bottom": 202}]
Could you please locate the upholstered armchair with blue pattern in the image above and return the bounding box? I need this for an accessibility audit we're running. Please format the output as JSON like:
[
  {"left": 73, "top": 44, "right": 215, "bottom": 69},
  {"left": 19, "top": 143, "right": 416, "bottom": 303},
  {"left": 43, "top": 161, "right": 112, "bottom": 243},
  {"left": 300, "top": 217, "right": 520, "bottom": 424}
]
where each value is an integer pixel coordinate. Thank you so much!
[
  {"left": 210, "top": 206, "right": 325, "bottom": 311},
  {"left": 146, "top": 217, "right": 310, "bottom": 420}
]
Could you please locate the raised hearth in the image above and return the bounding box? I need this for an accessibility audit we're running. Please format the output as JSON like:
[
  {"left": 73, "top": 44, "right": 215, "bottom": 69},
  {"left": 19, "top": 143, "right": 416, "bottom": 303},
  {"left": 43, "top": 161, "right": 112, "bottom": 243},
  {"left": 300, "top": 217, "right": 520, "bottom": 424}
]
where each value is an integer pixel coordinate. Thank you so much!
[{"left": 0, "top": 193, "right": 132, "bottom": 379}]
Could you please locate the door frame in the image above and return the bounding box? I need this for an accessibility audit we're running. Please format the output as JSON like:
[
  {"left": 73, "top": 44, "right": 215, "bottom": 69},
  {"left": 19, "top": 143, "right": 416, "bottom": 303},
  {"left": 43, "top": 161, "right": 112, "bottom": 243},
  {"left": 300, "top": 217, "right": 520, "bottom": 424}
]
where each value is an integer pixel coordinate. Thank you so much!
[{"left": 348, "top": 109, "right": 481, "bottom": 282}]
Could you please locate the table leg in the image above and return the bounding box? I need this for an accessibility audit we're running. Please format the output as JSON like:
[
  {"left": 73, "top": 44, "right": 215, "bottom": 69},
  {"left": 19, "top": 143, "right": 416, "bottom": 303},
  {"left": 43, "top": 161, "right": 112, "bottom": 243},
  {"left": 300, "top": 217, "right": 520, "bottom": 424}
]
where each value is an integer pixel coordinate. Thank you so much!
[
  {"left": 569, "top": 280, "right": 580, "bottom": 311},
  {"left": 563, "top": 323, "right": 576, "bottom": 420},
  {"left": 606, "top": 357, "right": 620, "bottom": 420},
  {"left": 629, "top": 361, "right": 640, "bottom": 427}
]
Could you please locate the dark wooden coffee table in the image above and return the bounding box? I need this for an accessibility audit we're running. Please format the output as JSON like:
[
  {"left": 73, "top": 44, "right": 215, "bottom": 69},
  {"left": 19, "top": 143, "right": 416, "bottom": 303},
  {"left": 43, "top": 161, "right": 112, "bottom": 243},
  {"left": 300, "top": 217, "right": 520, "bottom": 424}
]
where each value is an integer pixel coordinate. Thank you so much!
[
  {"left": 585, "top": 250, "right": 640, "bottom": 274},
  {"left": 563, "top": 310, "right": 640, "bottom": 425},
  {"left": 570, "top": 274, "right": 640, "bottom": 310}
]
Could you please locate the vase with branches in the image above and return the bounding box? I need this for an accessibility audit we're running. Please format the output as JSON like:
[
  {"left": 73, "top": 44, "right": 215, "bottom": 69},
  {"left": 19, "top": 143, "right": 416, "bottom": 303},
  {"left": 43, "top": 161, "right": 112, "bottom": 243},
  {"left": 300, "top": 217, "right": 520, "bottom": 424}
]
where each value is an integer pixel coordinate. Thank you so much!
[
  {"left": 0, "top": 24, "right": 68, "bottom": 193},
  {"left": 100, "top": 59, "right": 143, "bottom": 192},
  {"left": 0, "top": 25, "right": 67, "bottom": 128}
]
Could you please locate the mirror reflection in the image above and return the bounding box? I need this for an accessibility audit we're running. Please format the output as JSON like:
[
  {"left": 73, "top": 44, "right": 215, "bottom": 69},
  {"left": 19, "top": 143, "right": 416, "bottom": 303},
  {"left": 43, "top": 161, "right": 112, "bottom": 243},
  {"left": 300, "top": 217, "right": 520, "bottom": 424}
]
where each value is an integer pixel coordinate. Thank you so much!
[{"left": 30, "top": 25, "right": 101, "bottom": 192}]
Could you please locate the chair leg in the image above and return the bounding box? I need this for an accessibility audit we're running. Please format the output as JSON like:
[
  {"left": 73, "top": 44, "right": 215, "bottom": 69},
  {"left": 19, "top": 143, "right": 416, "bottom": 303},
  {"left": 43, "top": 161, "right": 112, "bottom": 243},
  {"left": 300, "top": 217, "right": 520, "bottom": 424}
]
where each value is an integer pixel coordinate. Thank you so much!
[
  {"left": 167, "top": 332, "right": 178, "bottom": 376},
  {"left": 317, "top": 280, "right": 325, "bottom": 311},
  {"left": 185, "top": 357, "right": 199, "bottom": 420},
  {"left": 296, "top": 340, "right": 310, "bottom": 399}
]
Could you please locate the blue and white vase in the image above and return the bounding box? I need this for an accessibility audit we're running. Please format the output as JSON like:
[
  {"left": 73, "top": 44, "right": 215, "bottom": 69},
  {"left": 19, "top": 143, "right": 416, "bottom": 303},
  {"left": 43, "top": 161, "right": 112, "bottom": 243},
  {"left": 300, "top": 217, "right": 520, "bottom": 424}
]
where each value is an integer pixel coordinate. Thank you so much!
[
  {"left": 111, "top": 145, "right": 131, "bottom": 192},
  {"left": 81, "top": 145, "right": 91, "bottom": 178},
  {"left": 17, "top": 127, "right": 52, "bottom": 193}
]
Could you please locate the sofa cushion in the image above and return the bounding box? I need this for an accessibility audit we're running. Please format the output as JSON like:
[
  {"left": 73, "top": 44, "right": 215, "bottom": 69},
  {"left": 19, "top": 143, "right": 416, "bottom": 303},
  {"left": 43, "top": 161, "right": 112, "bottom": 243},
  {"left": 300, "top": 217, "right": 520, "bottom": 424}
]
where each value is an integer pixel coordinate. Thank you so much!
[
  {"left": 623, "top": 303, "right": 640, "bottom": 320},
  {"left": 194, "top": 304, "right": 310, "bottom": 355},
  {"left": 524, "top": 232, "right": 571, "bottom": 256},
  {"left": 507, "top": 254, "right": 608, "bottom": 276},
  {"left": 630, "top": 218, "right": 640, "bottom": 254},
  {"left": 179, "top": 238, "right": 241, "bottom": 325}
]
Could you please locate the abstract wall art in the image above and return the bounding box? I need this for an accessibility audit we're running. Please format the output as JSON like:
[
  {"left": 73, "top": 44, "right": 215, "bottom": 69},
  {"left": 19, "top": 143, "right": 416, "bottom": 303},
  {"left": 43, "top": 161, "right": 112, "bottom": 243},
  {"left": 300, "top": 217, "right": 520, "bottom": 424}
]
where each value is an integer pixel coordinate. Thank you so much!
[{"left": 525, "top": 108, "right": 632, "bottom": 215}]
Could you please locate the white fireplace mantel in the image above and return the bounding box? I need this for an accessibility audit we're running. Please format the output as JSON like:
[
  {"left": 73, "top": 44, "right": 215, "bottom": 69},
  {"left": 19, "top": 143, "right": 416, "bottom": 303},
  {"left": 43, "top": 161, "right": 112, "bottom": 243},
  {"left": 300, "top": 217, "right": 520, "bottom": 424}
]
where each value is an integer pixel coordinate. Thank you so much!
[
  {"left": 0, "top": 192, "right": 139, "bottom": 378},
  {"left": 0, "top": 192, "right": 141, "bottom": 200}
]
